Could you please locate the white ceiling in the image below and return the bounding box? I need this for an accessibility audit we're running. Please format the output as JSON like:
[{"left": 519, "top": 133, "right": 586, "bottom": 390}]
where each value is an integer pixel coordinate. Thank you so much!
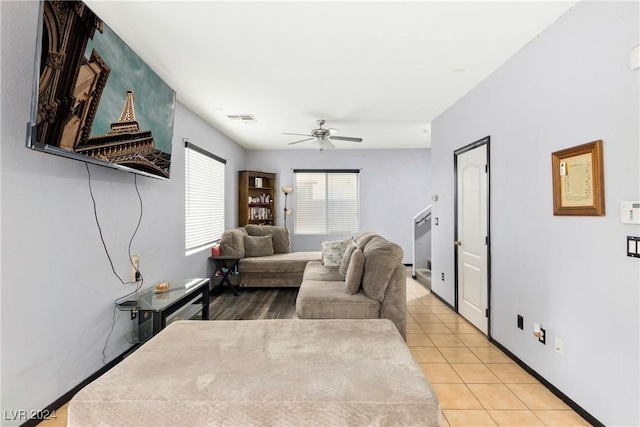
[{"left": 84, "top": 1, "right": 576, "bottom": 150}]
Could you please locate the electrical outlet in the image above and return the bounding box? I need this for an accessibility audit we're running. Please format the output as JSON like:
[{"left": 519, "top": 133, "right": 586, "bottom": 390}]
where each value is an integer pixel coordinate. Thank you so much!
[
  {"left": 130, "top": 255, "right": 139, "bottom": 283},
  {"left": 555, "top": 337, "right": 564, "bottom": 355},
  {"left": 517, "top": 315, "right": 524, "bottom": 330},
  {"left": 538, "top": 327, "right": 546, "bottom": 344},
  {"left": 441, "top": 273, "right": 445, "bottom": 281}
]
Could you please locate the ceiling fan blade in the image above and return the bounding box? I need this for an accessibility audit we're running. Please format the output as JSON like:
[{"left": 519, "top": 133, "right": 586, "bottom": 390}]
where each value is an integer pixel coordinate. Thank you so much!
[
  {"left": 287, "top": 138, "right": 314, "bottom": 145},
  {"left": 283, "top": 132, "right": 312, "bottom": 137},
  {"left": 329, "top": 135, "right": 362, "bottom": 143}
]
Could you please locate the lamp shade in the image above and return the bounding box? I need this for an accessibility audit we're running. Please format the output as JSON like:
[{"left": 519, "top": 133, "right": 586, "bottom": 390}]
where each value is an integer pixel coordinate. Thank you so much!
[{"left": 281, "top": 186, "right": 293, "bottom": 194}]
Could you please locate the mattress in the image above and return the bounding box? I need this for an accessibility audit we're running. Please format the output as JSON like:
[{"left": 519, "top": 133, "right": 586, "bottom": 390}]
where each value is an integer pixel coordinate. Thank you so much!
[{"left": 68, "top": 319, "right": 440, "bottom": 426}]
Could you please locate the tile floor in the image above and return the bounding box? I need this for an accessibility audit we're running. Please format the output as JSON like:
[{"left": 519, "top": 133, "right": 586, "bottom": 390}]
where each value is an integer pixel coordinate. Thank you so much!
[
  {"left": 405, "top": 275, "right": 591, "bottom": 427},
  {"left": 36, "top": 402, "right": 67, "bottom": 427}
]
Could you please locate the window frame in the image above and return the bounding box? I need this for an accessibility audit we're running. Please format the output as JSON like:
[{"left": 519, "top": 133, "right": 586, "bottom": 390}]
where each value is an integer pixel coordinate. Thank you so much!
[
  {"left": 184, "top": 141, "right": 226, "bottom": 255},
  {"left": 293, "top": 169, "right": 360, "bottom": 235}
]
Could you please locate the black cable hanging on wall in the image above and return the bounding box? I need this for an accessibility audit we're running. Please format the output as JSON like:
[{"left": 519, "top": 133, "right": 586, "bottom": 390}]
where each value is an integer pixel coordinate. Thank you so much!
[{"left": 85, "top": 163, "right": 145, "bottom": 364}]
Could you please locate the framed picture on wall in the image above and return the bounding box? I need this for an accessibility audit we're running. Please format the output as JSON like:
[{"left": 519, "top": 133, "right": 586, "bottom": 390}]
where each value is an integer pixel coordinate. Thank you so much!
[{"left": 551, "top": 140, "right": 605, "bottom": 216}]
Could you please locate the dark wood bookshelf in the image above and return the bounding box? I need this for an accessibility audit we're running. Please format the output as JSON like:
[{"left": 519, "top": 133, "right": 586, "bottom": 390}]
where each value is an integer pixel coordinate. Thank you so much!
[{"left": 239, "top": 170, "right": 277, "bottom": 226}]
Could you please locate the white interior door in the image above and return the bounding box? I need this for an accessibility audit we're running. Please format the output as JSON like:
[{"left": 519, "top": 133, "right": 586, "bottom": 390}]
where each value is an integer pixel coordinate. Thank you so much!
[{"left": 456, "top": 144, "right": 488, "bottom": 334}]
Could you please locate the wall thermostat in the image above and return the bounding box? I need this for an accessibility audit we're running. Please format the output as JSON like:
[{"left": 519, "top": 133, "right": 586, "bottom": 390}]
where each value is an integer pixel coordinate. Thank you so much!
[{"left": 621, "top": 201, "right": 640, "bottom": 224}]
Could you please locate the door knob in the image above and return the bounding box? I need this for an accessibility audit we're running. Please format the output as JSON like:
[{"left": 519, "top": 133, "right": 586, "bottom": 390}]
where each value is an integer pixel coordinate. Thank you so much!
[{"left": 454, "top": 240, "right": 462, "bottom": 246}]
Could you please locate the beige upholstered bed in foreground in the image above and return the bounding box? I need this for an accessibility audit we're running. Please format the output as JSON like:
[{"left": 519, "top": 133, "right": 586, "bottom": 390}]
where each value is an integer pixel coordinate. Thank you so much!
[{"left": 68, "top": 319, "right": 440, "bottom": 426}]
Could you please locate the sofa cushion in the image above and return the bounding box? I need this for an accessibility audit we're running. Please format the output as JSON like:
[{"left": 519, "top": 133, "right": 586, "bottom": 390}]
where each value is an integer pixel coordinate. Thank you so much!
[
  {"left": 296, "top": 280, "right": 380, "bottom": 320},
  {"left": 345, "top": 247, "right": 365, "bottom": 295},
  {"left": 245, "top": 225, "right": 290, "bottom": 254},
  {"left": 354, "top": 231, "right": 378, "bottom": 249},
  {"left": 321, "top": 238, "right": 350, "bottom": 266},
  {"left": 379, "top": 264, "right": 407, "bottom": 339},
  {"left": 361, "top": 236, "right": 404, "bottom": 302},
  {"left": 244, "top": 235, "right": 274, "bottom": 257},
  {"left": 303, "top": 260, "right": 344, "bottom": 282},
  {"left": 338, "top": 239, "right": 358, "bottom": 278},
  {"left": 240, "top": 252, "right": 321, "bottom": 274},
  {"left": 220, "top": 228, "right": 248, "bottom": 257},
  {"left": 239, "top": 272, "right": 304, "bottom": 288}
]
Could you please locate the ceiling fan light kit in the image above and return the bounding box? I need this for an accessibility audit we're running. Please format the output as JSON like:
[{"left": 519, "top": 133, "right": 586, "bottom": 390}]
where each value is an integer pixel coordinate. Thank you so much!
[
  {"left": 284, "top": 119, "right": 363, "bottom": 150},
  {"left": 314, "top": 140, "right": 334, "bottom": 152}
]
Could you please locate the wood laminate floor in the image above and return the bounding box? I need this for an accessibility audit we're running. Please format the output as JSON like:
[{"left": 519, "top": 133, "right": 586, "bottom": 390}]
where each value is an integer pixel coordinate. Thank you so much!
[{"left": 206, "top": 285, "right": 298, "bottom": 320}]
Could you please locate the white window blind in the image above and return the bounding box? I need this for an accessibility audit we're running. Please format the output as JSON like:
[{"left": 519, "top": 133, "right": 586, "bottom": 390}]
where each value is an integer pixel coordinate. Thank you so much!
[
  {"left": 185, "top": 142, "right": 226, "bottom": 255},
  {"left": 294, "top": 170, "right": 359, "bottom": 235}
]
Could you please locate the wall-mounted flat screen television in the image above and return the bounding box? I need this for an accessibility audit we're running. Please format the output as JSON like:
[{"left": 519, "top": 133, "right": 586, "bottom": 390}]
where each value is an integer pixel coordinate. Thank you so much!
[{"left": 27, "top": 0, "right": 176, "bottom": 180}]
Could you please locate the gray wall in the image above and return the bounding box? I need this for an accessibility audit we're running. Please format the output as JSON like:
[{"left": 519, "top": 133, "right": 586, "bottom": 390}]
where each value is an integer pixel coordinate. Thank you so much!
[
  {"left": 0, "top": 1, "right": 246, "bottom": 421},
  {"left": 431, "top": 2, "right": 639, "bottom": 425},
  {"left": 246, "top": 149, "right": 431, "bottom": 263}
]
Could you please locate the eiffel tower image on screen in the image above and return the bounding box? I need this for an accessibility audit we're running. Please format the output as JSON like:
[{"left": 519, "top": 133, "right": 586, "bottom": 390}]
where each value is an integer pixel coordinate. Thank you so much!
[{"left": 76, "top": 90, "right": 171, "bottom": 178}]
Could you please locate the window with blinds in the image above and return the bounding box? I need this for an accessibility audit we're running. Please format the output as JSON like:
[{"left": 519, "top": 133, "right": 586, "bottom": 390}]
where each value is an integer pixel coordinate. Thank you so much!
[
  {"left": 294, "top": 170, "right": 359, "bottom": 235},
  {"left": 185, "top": 142, "right": 226, "bottom": 255}
]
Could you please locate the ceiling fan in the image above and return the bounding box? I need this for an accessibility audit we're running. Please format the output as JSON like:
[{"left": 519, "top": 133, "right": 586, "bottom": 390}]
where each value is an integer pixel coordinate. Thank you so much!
[{"left": 284, "top": 119, "right": 363, "bottom": 151}]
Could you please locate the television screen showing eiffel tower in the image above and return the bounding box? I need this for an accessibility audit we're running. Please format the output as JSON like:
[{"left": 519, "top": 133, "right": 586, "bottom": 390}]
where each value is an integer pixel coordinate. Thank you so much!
[{"left": 29, "top": 0, "right": 175, "bottom": 180}]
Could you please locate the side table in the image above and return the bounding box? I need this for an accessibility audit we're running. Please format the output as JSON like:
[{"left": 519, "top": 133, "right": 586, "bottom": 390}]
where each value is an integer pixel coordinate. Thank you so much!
[
  {"left": 209, "top": 256, "right": 241, "bottom": 296},
  {"left": 116, "top": 277, "right": 210, "bottom": 344}
]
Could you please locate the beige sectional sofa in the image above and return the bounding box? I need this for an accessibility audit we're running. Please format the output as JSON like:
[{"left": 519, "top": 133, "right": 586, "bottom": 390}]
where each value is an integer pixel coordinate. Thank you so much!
[
  {"left": 296, "top": 232, "right": 407, "bottom": 339},
  {"left": 220, "top": 226, "right": 406, "bottom": 338},
  {"left": 220, "top": 225, "right": 321, "bottom": 287}
]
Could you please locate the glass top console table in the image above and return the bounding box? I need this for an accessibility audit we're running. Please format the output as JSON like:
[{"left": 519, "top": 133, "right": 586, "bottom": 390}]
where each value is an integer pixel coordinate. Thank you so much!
[{"left": 119, "top": 278, "right": 210, "bottom": 343}]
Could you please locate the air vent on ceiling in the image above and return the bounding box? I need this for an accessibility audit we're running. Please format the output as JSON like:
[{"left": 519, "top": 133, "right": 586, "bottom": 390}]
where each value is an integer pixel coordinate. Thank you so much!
[{"left": 226, "top": 114, "right": 258, "bottom": 123}]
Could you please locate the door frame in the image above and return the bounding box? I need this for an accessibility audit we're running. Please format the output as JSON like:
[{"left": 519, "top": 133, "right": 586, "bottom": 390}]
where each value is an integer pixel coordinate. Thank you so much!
[{"left": 454, "top": 136, "right": 491, "bottom": 337}]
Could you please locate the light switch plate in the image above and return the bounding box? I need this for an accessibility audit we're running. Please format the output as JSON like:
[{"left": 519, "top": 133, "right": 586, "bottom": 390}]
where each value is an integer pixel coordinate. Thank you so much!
[
  {"left": 627, "top": 236, "right": 640, "bottom": 258},
  {"left": 631, "top": 44, "right": 640, "bottom": 70}
]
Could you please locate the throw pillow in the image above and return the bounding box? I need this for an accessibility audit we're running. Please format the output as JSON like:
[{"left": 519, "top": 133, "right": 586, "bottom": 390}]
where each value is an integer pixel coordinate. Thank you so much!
[
  {"left": 361, "top": 236, "right": 403, "bottom": 302},
  {"left": 345, "top": 248, "right": 365, "bottom": 294},
  {"left": 338, "top": 239, "right": 358, "bottom": 278},
  {"left": 219, "top": 228, "right": 248, "bottom": 257},
  {"left": 321, "top": 238, "right": 350, "bottom": 266},
  {"left": 244, "top": 234, "right": 274, "bottom": 257},
  {"left": 354, "top": 231, "right": 377, "bottom": 250},
  {"left": 245, "top": 224, "right": 291, "bottom": 254}
]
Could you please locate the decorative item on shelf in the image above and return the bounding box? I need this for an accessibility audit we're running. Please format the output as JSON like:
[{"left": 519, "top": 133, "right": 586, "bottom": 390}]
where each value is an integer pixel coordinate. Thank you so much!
[
  {"left": 249, "top": 207, "right": 273, "bottom": 220},
  {"left": 282, "top": 186, "right": 293, "bottom": 228},
  {"left": 255, "top": 177, "right": 263, "bottom": 188},
  {"left": 155, "top": 281, "right": 170, "bottom": 293},
  {"left": 250, "top": 193, "right": 272, "bottom": 204}
]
